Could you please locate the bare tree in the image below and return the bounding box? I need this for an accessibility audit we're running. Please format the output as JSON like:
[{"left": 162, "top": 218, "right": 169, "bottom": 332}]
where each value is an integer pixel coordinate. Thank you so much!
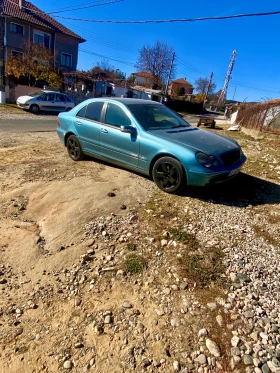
[
  {"left": 135, "top": 41, "right": 175, "bottom": 89},
  {"left": 194, "top": 77, "right": 216, "bottom": 94}
]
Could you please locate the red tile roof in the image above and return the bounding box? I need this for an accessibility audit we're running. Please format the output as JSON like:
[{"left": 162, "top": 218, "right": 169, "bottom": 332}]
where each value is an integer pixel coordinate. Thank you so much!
[
  {"left": 171, "top": 78, "right": 193, "bottom": 86},
  {"left": 0, "top": 0, "right": 85, "bottom": 42},
  {"left": 132, "top": 71, "right": 154, "bottom": 79}
]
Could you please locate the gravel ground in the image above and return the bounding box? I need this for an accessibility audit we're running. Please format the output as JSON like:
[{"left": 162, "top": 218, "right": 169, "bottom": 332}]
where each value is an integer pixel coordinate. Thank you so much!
[
  {"left": 0, "top": 104, "right": 58, "bottom": 120},
  {"left": 0, "top": 111, "right": 280, "bottom": 372}
]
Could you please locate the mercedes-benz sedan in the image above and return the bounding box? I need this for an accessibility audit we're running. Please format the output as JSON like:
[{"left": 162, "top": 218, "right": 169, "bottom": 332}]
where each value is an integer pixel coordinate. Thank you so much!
[{"left": 56, "top": 98, "right": 246, "bottom": 193}]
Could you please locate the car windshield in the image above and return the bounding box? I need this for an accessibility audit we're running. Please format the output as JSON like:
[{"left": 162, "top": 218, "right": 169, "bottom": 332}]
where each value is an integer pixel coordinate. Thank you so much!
[
  {"left": 126, "top": 103, "right": 191, "bottom": 131},
  {"left": 29, "top": 91, "right": 44, "bottom": 97}
]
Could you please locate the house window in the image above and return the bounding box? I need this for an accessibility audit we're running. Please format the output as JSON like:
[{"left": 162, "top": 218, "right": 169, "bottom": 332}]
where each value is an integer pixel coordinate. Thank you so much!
[
  {"left": 11, "top": 50, "right": 23, "bottom": 58},
  {"left": 34, "top": 31, "right": 50, "bottom": 48},
  {"left": 11, "top": 23, "right": 24, "bottom": 34},
  {"left": 61, "top": 53, "right": 72, "bottom": 67}
]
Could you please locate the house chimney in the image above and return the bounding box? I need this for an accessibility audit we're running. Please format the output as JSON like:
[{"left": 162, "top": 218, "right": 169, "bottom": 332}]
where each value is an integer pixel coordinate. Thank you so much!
[{"left": 19, "top": 0, "right": 23, "bottom": 10}]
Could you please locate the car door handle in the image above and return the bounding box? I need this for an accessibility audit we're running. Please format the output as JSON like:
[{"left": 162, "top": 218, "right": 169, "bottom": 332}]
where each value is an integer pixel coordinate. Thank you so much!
[
  {"left": 101, "top": 128, "right": 108, "bottom": 133},
  {"left": 76, "top": 121, "right": 82, "bottom": 125}
]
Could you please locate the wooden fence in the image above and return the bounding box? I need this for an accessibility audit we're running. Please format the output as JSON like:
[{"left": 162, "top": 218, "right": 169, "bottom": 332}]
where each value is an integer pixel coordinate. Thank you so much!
[{"left": 236, "top": 100, "right": 280, "bottom": 133}]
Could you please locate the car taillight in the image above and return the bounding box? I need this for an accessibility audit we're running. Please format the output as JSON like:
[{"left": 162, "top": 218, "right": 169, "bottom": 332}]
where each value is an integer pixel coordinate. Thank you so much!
[{"left": 57, "top": 119, "right": 60, "bottom": 127}]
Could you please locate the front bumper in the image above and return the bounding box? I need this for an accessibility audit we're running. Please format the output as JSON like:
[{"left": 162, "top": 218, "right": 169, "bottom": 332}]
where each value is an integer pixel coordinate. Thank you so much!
[
  {"left": 185, "top": 155, "right": 247, "bottom": 186},
  {"left": 16, "top": 101, "right": 30, "bottom": 109}
]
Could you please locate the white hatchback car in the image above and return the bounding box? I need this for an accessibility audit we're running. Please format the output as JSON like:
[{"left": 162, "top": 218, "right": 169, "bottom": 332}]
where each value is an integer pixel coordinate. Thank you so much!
[{"left": 16, "top": 90, "right": 75, "bottom": 113}]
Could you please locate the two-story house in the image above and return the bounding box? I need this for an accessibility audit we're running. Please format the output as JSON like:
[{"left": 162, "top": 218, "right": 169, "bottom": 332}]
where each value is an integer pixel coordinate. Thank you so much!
[
  {"left": 168, "top": 78, "right": 194, "bottom": 96},
  {"left": 0, "top": 0, "right": 85, "bottom": 89}
]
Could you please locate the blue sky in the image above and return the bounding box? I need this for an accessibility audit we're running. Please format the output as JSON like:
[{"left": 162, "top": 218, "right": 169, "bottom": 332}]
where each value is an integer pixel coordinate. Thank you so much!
[{"left": 34, "top": 0, "right": 280, "bottom": 102}]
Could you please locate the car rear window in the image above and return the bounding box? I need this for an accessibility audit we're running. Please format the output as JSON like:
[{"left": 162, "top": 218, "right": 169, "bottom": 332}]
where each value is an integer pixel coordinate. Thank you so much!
[
  {"left": 76, "top": 105, "right": 87, "bottom": 118},
  {"left": 85, "top": 102, "right": 104, "bottom": 122}
]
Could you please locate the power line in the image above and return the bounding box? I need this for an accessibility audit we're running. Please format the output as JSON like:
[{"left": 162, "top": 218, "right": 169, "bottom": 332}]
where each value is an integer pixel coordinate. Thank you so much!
[
  {"left": 52, "top": 9, "right": 280, "bottom": 23},
  {"left": 48, "top": 0, "right": 125, "bottom": 15},
  {"left": 44, "top": 0, "right": 122, "bottom": 13},
  {"left": 176, "top": 56, "right": 280, "bottom": 94},
  {"left": 6, "top": 0, "right": 124, "bottom": 15},
  {"left": 61, "top": 21, "right": 139, "bottom": 53},
  {"left": 79, "top": 48, "right": 136, "bottom": 66}
]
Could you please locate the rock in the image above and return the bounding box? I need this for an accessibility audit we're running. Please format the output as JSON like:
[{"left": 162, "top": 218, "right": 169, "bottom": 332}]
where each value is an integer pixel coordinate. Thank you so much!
[
  {"left": 267, "top": 360, "right": 280, "bottom": 372},
  {"left": 198, "top": 328, "right": 208, "bottom": 338},
  {"left": 194, "top": 354, "right": 207, "bottom": 364},
  {"left": 244, "top": 355, "right": 254, "bottom": 365},
  {"left": 104, "top": 315, "right": 112, "bottom": 324},
  {"left": 231, "top": 335, "right": 240, "bottom": 347},
  {"left": 74, "top": 342, "right": 84, "bottom": 348},
  {"left": 261, "top": 363, "right": 271, "bottom": 373},
  {"left": 244, "top": 310, "right": 254, "bottom": 318},
  {"left": 171, "top": 318, "right": 180, "bottom": 327},
  {"left": 14, "top": 327, "right": 23, "bottom": 337},
  {"left": 122, "top": 301, "right": 133, "bottom": 309},
  {"left": 231, "top": 347, "right": 241, "bottom": 356},
  {"left": 63, "top": 360, "right": 73, "bottom": 369},
  {"left": 94, "top": 325, "right": 104, "bottom": 334},
  {"left": 237, "top": 273, "right": 251, "bottom": 283},
  {"left": 179, "top": 282, "right": 188, "bottom": 290},
  {"left": 107, "top": 192, "right": 116, "bottom": 197},
  {"left": 216, "top": 315, "right": 223, "bottom": 326},
  {"left": 155, "top": 309, "right": 165, "bottom": 316},
  {"left": 74, "top": 297, "right": 82, "bottom": 306},
  {"left": 206, "top": 339, "right": 221, "bottom": 357},
  {"left": 142, "top": 359, "right": 151, "bottom": 368},
  {"left": 253, "top": 358, "right": 261, "bottom": 367},
  {"left": 207, "top": 302, "right": 217, "bottom": 311},
  {"left": 173, "top": 360, "right": 181, "bottom": 372},
  {"left": 161, "top": 239, "right": 168, "bottom": 247}
]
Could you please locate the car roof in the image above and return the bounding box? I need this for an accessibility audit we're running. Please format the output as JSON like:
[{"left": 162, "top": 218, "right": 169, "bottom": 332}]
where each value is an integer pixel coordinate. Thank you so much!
[{"left": 85, "top": 98, "right": 162, "bottom": 105}]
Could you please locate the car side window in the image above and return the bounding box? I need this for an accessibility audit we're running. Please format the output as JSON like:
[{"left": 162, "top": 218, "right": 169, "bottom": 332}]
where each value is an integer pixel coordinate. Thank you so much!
[
  {"left": 65, "top": 96, "right": 72, "bottom": 102},
  {"left": 45, "top": 93, "right": 54, "bottom": 101},
  {"left": 56, "top": 94, "right": 65, "bottom": 102},
  {"left": 105, "top": 103, "right": 131, "bottom": 128},
  {"left": 85, "top": 102, "right": 104, "bottom": 122},
  {"left": 76, "top": 105, "right": 87, "bottom": 118}
]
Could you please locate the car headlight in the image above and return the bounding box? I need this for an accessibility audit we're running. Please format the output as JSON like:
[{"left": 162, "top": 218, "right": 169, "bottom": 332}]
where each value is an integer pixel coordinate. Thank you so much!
[{"left": 196, "top": 152, "right": 219, "bottom": 168}]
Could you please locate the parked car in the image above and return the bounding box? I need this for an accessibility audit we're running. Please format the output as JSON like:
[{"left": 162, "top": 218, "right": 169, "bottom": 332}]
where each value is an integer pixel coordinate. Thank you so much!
[
  {"left": 56, "top": 98, "right": 246, "bottom": 193},
  {"left": 16, "top": 91, "right": 75, "bottom": 113}
]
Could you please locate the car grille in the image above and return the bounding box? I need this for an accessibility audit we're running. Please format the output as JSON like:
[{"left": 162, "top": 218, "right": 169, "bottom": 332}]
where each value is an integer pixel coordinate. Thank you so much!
[{"left": 221, "top": 148, "right": 241, "bottom": 165}]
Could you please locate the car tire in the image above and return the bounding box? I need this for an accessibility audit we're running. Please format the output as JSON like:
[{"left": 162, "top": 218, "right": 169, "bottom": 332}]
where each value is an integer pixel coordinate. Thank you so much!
[
  {"left": 30, "top": 104, "right": 40, "bottom": 114},
  {"left": 152, "top": 156, "right": 185, "bottom": 193},
  {"left": 66, "top": 135, "right": 84, "bottom": 161}
]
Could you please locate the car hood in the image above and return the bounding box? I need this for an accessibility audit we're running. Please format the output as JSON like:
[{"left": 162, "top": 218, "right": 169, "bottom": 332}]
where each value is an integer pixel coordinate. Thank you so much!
[
  {"left": 17, "top": 95, "right": 34, "bottom": 103},
  {"left": 149, "top": 127, "right": 239, "bottom": 154}
]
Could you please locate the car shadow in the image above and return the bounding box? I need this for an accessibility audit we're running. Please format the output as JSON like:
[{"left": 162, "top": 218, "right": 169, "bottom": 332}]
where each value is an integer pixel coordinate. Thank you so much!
[
  {"left": 83, "top": 156, "right": 280, "bottom": 208},
  {"left": 182, "top": 173, "right": 280, "bottom": 207}
]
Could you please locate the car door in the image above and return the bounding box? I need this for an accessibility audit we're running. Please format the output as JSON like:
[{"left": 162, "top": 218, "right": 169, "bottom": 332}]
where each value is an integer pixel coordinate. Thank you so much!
[
  {"left": 39, "top": 92, "right": 56, "bottom": 111},
  {"left": 74, "top": 101, "right": 104, "bottom": 154},
  {"left": 99, "top": 102, "right": 140, "bottom": 167},
  {"left": 54, "top": 93, "right": 67, "bottom": 111}
]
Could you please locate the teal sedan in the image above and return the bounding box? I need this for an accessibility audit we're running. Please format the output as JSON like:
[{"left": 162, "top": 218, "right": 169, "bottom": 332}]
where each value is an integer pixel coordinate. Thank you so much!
[{"left": 57, "top": 98, "right": 246, "bottom": 193}]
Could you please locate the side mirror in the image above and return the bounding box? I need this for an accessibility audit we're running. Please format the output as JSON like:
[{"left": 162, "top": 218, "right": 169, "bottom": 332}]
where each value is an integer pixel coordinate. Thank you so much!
[{"left": 120, "top": 125, "right": 136, "bottom": 134}]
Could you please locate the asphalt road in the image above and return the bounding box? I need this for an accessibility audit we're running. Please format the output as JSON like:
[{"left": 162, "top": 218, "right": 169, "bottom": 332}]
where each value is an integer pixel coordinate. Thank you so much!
[
  {"left": 0, "top": 116, "right": 199, "bottom": 133},
  {"left": 0, "top": 119, "right": 58, "bottom": 132}
]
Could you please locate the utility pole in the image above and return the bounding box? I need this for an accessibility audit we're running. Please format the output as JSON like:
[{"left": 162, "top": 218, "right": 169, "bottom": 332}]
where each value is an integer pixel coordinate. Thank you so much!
[
  {"left": 217, "top": 50, "right": 237, "bottom": 107},
  {"left": 0, "top": 17, "right": 5, "bottom": 91},
  {"left": 204, "top": 71, "right": 213, "bottom": 106},
  {"left": 233, "top": 86, "right": 237, "bottom": 101},
  {"left": 164, "top": 51, "right": 175, "bottom": 102}
]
